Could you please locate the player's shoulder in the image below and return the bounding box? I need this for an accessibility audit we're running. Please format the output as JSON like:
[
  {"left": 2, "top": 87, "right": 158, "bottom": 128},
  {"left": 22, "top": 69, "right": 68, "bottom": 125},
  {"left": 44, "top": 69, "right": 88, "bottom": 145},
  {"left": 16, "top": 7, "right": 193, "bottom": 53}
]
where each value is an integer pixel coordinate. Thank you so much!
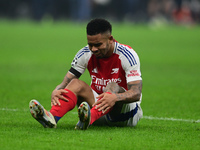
[
  {"left": 76, "top": 45, "right": 91, "bottom": 58},
  {"left": 114, "top": 42, "right": 135, "bottom": 53},
  {"left": 114, "top": 41, "right": 139, "bottom": 66},
  {"left": 71, "top": 45, "right": 91, "bottom": 68}
]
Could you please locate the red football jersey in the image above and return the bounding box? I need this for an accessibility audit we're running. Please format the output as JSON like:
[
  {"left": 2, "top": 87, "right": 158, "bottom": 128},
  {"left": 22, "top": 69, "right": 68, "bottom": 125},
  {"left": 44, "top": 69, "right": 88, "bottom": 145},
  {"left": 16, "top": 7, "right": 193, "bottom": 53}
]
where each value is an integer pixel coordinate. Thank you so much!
[{"left": 70, "top": 41, "right": 142, "bottom": 94}]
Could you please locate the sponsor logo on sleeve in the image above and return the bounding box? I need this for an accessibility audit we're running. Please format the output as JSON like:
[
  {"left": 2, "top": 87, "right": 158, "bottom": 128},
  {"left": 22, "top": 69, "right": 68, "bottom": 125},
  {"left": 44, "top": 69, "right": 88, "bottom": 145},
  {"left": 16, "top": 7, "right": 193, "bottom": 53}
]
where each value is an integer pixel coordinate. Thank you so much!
[{"left": 127, "top": 70, "right": 140, "bottom": 77}]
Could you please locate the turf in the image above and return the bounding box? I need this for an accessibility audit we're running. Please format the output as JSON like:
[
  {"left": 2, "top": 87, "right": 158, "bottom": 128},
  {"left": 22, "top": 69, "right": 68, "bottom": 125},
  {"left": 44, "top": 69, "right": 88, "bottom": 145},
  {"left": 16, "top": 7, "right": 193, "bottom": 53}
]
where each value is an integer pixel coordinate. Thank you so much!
[{"left": 0, "top": 20, "right": 200, "bottom": 150}]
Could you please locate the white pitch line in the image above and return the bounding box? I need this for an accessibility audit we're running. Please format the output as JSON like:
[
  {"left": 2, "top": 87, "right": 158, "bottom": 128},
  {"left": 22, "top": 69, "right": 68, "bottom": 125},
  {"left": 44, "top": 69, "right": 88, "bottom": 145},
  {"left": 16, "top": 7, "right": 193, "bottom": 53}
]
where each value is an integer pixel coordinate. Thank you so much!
[
  {"left": 0, "top": 108, "right": 199, "bottom": 123},
  {"left": 142, "top": 116, "right": 200, "bottom": 123},
  {"left": 0, "top": 108, "right": 27, "bottom": 112}
]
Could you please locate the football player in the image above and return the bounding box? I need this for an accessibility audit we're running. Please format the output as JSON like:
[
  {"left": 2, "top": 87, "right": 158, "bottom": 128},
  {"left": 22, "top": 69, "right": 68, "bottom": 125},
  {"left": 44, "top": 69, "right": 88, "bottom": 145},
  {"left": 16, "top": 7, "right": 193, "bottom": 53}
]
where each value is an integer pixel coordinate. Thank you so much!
[{"left": 29, "top": 18, "right": 143, "bottom": 129}]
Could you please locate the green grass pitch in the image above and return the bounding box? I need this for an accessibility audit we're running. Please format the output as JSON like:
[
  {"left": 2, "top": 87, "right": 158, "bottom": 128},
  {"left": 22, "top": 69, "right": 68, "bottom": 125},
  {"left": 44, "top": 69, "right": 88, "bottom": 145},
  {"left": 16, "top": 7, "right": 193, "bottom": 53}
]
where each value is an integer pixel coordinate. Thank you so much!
[{"left": 0, "top": 20, "right": 200, "bottom": 149}]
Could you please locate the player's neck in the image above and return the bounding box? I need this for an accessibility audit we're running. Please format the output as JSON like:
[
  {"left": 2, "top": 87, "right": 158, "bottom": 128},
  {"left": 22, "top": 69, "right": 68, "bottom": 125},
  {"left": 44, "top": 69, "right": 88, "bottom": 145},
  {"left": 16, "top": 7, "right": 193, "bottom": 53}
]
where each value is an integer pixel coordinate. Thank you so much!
[
  {"left": 107, "top": 41, "right": 115, "bottom": 57},
  {"left": 99, "top": 41, "right": 115, "bottom": 59}
]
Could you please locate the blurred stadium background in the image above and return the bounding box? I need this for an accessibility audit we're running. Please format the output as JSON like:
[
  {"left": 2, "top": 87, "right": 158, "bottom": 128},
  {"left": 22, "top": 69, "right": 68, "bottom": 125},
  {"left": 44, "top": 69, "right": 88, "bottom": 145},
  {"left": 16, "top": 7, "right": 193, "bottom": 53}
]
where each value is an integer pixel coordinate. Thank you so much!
[
  {"left": 0, "top": 1, "right": 200, "bottom": 149},
  {"left": 0, "top": 0, "right": 200, "bottom": 25}
]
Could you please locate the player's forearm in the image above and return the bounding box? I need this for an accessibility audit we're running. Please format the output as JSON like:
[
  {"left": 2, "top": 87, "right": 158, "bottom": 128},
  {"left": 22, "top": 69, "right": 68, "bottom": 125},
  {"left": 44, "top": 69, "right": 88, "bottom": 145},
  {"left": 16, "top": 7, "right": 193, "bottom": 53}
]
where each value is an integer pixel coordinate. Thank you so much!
[
  {"left": 115, "top": 90, "right": 141, "bottom": 103},
  {"left": 55, "top": 83, "right": 68, "bottom": 90},
  {"left": 115, "top": 80, "right": 142, "bottom": 103},
  {"left": 55, "top": 72, "right": 77, "bottom": 90}
]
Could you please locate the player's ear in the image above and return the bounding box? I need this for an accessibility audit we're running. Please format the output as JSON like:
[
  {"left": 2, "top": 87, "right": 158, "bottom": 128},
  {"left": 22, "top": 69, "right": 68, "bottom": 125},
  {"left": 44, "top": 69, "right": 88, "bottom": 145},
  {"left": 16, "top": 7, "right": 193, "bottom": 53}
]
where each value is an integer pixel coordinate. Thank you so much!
[{"left": 109, "top": 35, "right": 113, "bottom": 43}]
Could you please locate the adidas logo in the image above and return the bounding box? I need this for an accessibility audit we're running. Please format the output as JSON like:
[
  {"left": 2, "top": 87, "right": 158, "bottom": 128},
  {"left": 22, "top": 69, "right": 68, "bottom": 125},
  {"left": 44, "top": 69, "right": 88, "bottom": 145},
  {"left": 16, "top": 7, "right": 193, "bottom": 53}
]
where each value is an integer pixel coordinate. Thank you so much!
[{"left": 92, "top": 67, "right": 98, "bottom": 73}]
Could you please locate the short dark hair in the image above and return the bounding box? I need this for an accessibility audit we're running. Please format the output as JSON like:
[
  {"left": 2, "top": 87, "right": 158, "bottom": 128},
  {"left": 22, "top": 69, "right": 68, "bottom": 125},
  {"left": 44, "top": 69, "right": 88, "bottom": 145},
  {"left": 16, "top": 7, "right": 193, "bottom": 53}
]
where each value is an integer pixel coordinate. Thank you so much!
[{"left": 87, "top": 18, "right": 112, "bottom": 35}]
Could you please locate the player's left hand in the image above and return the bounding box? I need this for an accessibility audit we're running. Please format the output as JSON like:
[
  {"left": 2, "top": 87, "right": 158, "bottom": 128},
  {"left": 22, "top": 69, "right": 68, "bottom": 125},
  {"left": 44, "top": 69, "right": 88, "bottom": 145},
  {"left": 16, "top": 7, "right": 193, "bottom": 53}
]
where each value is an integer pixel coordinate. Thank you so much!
[{"left": 92, "top": 92, "right": 117, "bottom": 113}]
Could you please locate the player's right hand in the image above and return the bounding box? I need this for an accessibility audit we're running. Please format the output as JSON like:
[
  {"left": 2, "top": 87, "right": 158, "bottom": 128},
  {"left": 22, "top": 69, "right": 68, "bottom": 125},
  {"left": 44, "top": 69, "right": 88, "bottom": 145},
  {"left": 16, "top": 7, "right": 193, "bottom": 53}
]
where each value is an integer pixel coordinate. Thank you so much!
[{"left": 51, "top": 89, "right": 69, "bottom": 106}]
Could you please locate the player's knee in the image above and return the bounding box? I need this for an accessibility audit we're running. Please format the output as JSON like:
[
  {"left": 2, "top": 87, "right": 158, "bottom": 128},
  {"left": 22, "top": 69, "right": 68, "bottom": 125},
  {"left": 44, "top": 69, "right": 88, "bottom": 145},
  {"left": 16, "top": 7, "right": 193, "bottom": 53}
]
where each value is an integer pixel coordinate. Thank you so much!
[
  {"left": 65, "top": 79, "right": 85, "bottom": 93},
  {"left": 107, "top": 82, "right": 119, "bottom": 88},
  {"left": 104, "top": 82, "right": 123, "bottom": 93}
]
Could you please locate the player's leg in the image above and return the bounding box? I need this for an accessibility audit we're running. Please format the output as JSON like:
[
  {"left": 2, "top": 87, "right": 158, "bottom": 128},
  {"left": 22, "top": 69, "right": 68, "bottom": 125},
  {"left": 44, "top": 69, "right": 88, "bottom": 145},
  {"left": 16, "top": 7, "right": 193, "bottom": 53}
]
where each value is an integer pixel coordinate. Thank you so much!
[
  {"left": 99, "top": 82, "right": 143, "bottom": 127},
  {"left": 75, "top": 82, "right": 125, "bottom": 129},
  {"left": 29, "top": 78, "right": 95, "bottom": 128},
  {"left": 98, "top": 82, "right": 143, "bottom": 127},
  {"left": 89, "top": 82, "right": 125, "bottom": 125},
  {"left": 64, "top": 78, "right": 95, "bottom": 107},
  {"left": 29, "top": 99, "right": 57, "bottom": 128},
  {"left": 77, "top": 82, "right": 142, "bottom": 128},
  {"left": 49, "top": 78, "right": 95, "bottom": 123},
  {"left": 103, "top": 102, "right": 143, "bottom": 127}
]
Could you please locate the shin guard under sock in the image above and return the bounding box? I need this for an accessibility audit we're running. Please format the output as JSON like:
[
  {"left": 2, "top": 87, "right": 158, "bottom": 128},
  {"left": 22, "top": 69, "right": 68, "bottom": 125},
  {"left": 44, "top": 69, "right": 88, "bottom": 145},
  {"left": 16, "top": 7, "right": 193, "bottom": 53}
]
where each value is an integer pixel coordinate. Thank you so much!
[
  {"left": 90, "top": 106, "right": 113, "bottom": 125},
  {"left": 90, "top": 92, "right": 112, "bottom": 125},
  {"left": 50, "top": 89, "right": 77, "bottom": 122}
]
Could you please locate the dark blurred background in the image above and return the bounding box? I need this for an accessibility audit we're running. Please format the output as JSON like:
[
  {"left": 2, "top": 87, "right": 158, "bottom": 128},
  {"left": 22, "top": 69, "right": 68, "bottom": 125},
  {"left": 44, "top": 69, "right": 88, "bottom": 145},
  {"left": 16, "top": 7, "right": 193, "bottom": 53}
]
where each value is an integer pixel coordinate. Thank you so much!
[{"left": 0, "top": 0, "right": 200, "bottom": 24}]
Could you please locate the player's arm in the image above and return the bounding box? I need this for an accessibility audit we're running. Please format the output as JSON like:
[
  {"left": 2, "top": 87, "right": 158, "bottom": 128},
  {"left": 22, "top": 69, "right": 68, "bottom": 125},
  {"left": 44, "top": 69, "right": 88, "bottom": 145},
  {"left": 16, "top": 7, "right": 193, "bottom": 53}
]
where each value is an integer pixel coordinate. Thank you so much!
[
  {"left": 55, "top": 72, "right": 77, "bottom": 90},
  {"left": 51, "top": 47, "right": 88, "bottom": 106},
  {"left": 51, "top": 71, "right": 77, "bottom": 106},
  {"left": 94, "top": 80, "right": 142, "bottom": 113},
  {"left": 115, "top": 80, "right": 142, "bottom": 103}
]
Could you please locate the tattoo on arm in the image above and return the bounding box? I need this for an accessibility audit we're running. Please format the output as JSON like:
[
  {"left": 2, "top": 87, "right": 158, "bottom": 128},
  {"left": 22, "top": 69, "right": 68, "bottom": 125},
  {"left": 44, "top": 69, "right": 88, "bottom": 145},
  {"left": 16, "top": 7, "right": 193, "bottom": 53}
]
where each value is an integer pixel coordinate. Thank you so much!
[
  {"left": 127, "top": 81, "right": 142, "bottom": 93},
  {"left": 56, "top": 75, "right": 77, "bottom": 90},
  {"left": 65, "top": 76, "right": 75, "bottom": 84},
  {"left": 116, "top": 81, "right": 142, "bottom": 103}
]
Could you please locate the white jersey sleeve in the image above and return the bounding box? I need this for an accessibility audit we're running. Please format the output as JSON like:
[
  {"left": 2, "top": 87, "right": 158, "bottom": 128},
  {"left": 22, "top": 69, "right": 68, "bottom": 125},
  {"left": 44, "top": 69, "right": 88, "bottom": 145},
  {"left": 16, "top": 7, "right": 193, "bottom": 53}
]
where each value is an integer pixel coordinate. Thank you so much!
[
  {"left": 70, "top": 46, "right": 92, "bottom": 76},
  {"left": 116, "top": 43, "right": 142, "bottom": 83}
]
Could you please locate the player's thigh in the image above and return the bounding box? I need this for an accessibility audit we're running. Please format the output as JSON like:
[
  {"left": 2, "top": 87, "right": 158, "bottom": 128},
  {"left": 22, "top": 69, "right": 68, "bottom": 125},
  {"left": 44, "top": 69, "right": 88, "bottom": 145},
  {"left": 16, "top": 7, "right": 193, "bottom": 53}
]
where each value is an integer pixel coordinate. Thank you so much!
[
  {"left": 107, "top": 102, "right": 143, "bottom": 127},
  {"left": 66, "top": 79, "right": 95, "bottom": 107}
]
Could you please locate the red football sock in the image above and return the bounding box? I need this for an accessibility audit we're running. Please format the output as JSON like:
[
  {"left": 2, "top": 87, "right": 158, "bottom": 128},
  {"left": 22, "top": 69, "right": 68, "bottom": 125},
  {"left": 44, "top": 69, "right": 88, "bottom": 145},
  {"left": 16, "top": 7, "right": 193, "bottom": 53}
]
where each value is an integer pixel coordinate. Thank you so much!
[
  {"left": 90, "top": 92, "right": 112, "bottom": 125},
  {"left": 90, "top": 107, "right": 112, "bottom": 125},
  {"left": 50, "top": 89, "right": 77, "bottom": 120}
]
